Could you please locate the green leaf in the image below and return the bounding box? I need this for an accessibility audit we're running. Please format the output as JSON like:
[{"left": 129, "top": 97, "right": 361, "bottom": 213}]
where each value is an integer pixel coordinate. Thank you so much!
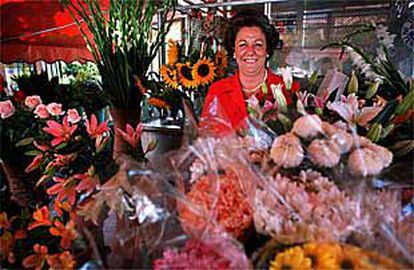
[
  {"left": 24, "top": 150, "right": 42, "bottom": 156},
  {"left": 55, "top": 143, "right": 68, "bottom": 150},
  {"left": 15, "top": 137, "right": 34, "bottom": 147}
]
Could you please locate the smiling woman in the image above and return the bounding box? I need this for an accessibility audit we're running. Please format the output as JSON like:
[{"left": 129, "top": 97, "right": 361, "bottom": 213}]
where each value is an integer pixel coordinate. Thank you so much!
[{"left": 200, "top": 9, "right": 300, "bottom": 134}]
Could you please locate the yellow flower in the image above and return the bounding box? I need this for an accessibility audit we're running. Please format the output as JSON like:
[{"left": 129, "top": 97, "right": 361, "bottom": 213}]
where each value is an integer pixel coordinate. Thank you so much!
[
  {"left": 214, "top": 50, "right": 228, "bottom": 77},
  {"left": 270, "top": 246, "right": 312, "bottom": 270},
  {"left": 192, "top": 58, "right": 216, "bottom": 86},
  {"left": 148, "top": 97, "right": 170, "bottom": 109},
  {"left": 160, "top": 65, "right": 179, "bottom": 89},
  {"left": 334, "top": 245, "right": 373, "bottom": 270},
  {"left": 167, "top": 39, "right": 179, "bottom": 66},
  {"left": 176, "top": 62, "right": 198, "bottom": 89},
  {"left": 303, "top": 242, "right": 341, "bottom": 270}
]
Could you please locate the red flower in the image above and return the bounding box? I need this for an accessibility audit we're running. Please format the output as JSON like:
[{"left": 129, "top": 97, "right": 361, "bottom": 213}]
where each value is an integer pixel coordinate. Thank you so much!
[
  {"left": 43, "top": 116, "right": 77, "bottom": 146},
  {"left": 28, "top": 206, "right": 52, "bottom": 230},
  {"left": 25, "top": 153, "right": 43, "bottom": 173},
  {"left": 116, "top": 123, "right": 144, "bottom": 149},
  {"left": 0, "top": 212, "right": 11, "bottom": 229},
  {"left": 22, "top": 244, "right": 49, "bottom": 270},
  {"left": 13, "top": 90, "right": 26, "bottom": 102},
  {"left": 49, "top": 220, "right": 77, "bottom": 249},
  {"left": 74, "top": 172, "right": 99, "bottom": 194},
  {"left": 46, "top": 251, "right": 76, "bottom": 270},
  {"left": 85, "top": 114, "right": 109, "bottom": 138},
  {"left": 45, "top": 153, "right": 77, "bottom": 171},
  {"left": 47, "top": 177, "right": 77, "bottom": 206},
  {"left": 14, "top": 229, "right": 27, "bottom": 240}
]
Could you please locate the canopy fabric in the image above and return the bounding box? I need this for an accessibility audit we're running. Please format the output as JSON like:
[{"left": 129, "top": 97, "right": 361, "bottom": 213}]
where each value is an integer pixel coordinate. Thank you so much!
[{"left": 1, "top": 0, "right": 108, "bottom": 64}]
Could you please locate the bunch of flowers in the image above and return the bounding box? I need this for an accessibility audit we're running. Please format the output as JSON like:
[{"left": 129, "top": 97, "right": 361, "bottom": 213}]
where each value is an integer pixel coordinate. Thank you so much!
[
  {"left": 153, "top": 236, "right": 250, "bottom": 269},
  {"left": 178, "top": 169, "right": 253, "bottom": 239},
  {"left": 254, "top": 170, "right": 358, "bottom": 243},
  {"left": 0, "top": 205, "right": 79, "bottom": 269},
  {"left": 269, "top": 114, "right": 393, "bottom": 176},
  {"left": 268, "top": 242, "right": 404, "bottom": 270}
]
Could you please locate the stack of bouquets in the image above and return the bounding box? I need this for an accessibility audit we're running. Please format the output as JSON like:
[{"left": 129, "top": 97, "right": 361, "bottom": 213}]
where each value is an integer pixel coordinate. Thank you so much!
[
  {"left": 248, "top": 114, "right": 405, "bottom": 247},
  {"left": 103, "top": 157, "right": 251, "bottom": 269}
]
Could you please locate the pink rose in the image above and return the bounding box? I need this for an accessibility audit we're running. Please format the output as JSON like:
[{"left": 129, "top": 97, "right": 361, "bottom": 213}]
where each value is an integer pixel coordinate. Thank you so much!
[
  {"left": 46, "top": 103, "right": 64, "bottom": 116},
  {"left": 34, "top": 104, "right": 50, "bottom": 119},
  {"left": 67, "top": 109, "right": 81, "bottom": 124},
  {"left": 24, "top": 95, "right": 42, "bottom": 109},
  {"left": 0, "top": 100, "right": 16, "bottom": 119}
]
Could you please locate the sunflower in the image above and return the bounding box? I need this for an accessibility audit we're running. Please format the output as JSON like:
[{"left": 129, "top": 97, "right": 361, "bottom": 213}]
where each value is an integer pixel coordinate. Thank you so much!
[
  {"left": 167, "top": 39, "right": 179, "bottom": 66},
  {"left": 192, "top": 58, "right": 216, "bottom": 86},
  {"left": 160, "top": 65, "right": 179, "bottom": 89},
  {"left": 214, "top": 50, "right": 228, "bottom": 77},
  {"left": 148, "top": 97, "right": 170, "bottom": 109},
  {"left": 176, "top": 62, "right": 198, "bottom": 89},
  {"left": 303, "top": 243, "right": 341, "bottom": 270},
  {"left": 334, "top": 245, "right": 373, "bottom": 270},
  {"left": 269, "top": 246, "right": 312, "bottom": 270}
]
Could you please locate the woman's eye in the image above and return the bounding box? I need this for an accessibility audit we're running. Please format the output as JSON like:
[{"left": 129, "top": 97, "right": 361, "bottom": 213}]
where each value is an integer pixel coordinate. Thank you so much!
[
  {"left": 238, "top": 43, "right": 246, "bottom": 48},
  {"left": 255, "top": 43, "right": 263, "bottom": 47}
]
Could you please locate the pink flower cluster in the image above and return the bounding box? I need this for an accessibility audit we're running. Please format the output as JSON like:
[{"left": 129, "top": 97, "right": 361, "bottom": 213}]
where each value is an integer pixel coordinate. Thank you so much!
[
  {"left": 153, "top": 238, "right": 247, "bottom": 270},
  {"left": 254, "top": 170, "right": 358, "bottom": 243},
  {"left": 0, "top": 100, "right": 16, "bottom": 119}
]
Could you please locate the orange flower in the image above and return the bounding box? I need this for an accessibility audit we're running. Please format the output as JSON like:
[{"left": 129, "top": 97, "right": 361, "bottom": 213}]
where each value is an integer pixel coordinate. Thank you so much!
[
  {"left": 116, "top": 123, "right": 144, "bottom": 149},
  {"left": 43, "top": 116, "right": 77, "bottom": 146},
  {"left": 0, "top": 212, "right": 11, "bottom": 229},
  {"left": 28, "top": 206, "right": 52, "bottom": 230},
  {"left": 148, "top": 97, "right": 170, "bottom": 109},
  {"left": 85, "top": 114, "right": 109, "bottom": 138},
  {"left": 45, "top": 153, "right": 77, "bottom": 171},
  {"left": 47, "top": 251, "right": 76, "bottom": 270},
  {"left": 22, "top": 244, "right": 49, "bottom": 270},
  {"left": 0, "top": 231, "right": 14, "bottom": 263},
  {"left": 160, "top": 65, "right": 179, "bottom": 89},
  {"left": 47, "top": 177, "right": 77, "bottom": 206},
  {"left": 49, "top": 220, "right": 77, "bottom": 249},
  {"left": 14, "top": 229, "right": 27, "bottom": 240},
  {"left": 54, "top": 201, "right": 72, "bottom": 217}
]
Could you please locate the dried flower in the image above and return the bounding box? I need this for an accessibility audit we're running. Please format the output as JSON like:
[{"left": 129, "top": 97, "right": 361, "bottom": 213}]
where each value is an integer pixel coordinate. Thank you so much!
[
  {"left": 269, "top": 246, "right": 312, "bottom": 270},
  {"left": 270, "top": 133, "right": 304, "bottom": 168},
  {"left": 307, "top": 139, "right": 341, "bottom": 168},
  {"left": 292, "top": 114, "right": 323, "bottom": 139}
]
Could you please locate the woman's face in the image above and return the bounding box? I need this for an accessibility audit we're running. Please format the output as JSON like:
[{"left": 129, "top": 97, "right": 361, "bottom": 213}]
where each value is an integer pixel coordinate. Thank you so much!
[{"left": 234, "top": 26, "right": 267, "bottom": 76}]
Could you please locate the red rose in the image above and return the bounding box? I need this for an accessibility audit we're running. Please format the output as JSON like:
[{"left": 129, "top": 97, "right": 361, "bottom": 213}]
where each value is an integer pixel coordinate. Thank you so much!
[{"left": 14, "top": 90, "right": 26, "bottom": 102}]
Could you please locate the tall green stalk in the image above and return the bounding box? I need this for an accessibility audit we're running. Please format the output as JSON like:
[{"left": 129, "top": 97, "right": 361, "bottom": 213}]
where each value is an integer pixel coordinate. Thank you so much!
[{"left": 63, "top": 0, "right": 175, "bottom": 109}]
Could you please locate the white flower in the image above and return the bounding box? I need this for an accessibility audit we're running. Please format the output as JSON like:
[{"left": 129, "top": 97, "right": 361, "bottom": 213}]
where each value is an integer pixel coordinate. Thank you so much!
[
  {"left": 280, "top": 66, "right": 293, "bottom": 90},
  {"left": 375, "top": 24, "right": 396, "bottom": 49},
  {"left": 271, "top": 83, "right": 287, "bottom": 113}
]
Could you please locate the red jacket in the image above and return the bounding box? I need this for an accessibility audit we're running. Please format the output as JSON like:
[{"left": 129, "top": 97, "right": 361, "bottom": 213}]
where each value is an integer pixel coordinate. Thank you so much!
[{"left": 200, "top": 70, "right": 299, "bottom": 134}]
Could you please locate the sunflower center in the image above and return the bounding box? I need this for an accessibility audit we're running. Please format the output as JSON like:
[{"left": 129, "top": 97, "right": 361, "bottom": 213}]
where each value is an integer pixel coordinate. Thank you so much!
[
  {"left": 281, "top": 264, "right": 292, "bottom": 270},
  {"left": 198, "top": 64, "right": 210, "bottom": 77},
  {"left": 308, "top": 255, "right": 317, "bottom": 267},
  {"left": 181, "top": 66, "right": 193, "bottom": 80},
  {"left": 340, "top": 259, "right": 355, "bottom": 270}
]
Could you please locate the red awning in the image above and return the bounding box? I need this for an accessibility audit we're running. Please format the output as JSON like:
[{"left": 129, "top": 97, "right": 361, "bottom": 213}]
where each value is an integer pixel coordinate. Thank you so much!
[{"left": 0, "top": 0, "right": 108, "bottom": 64}]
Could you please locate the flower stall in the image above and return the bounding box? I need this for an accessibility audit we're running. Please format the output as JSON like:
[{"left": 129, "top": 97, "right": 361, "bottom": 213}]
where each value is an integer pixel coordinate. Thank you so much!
[{"left": 1, "top": 0, "right": 413, "bottom": 269}]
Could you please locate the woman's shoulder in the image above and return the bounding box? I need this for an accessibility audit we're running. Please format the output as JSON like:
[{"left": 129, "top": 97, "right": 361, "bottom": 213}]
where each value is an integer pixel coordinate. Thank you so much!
[{"left": 208, "top": 73, "right": 240, "bottom": 95}]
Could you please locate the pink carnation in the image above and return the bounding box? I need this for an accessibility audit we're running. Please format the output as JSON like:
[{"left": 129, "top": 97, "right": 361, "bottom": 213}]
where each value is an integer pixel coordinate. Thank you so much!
[
  {"left": 270, "top": 133, "right": 304, "bottom": 168},
  {"left": 348, "top": 148, "right": 385, "bottom": 176},
  {"left": 66, "top": 109, "right": 81, "bottom": 124},
  {"left": 34, "top": 104, "right": 50, "bottom": 119},
  {"left": 308, "top": 139, "right": 341, "bottom": 168},
  {"left": 46, "top": 102, "right": 64, "bottom": 116},
  {"left": 0, "top": 100, "right": 16, "bottom": 119},
  {"left": 292, "top": 114, "right": 323, "bottom": 139},
  {"left": 24, "top": 95, "right": 42, "bottom": 109}
]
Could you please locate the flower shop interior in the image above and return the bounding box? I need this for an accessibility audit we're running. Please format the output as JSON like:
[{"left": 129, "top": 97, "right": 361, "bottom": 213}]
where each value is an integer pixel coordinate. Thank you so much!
[{"left": 1, "top": 0, "right": 413, "bottom": 269}]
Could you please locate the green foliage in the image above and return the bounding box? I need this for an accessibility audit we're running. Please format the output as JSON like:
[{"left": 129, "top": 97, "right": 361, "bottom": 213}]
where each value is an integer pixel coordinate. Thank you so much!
[{"left": 63, "top": 0, "right": 176, "bottom": 108}]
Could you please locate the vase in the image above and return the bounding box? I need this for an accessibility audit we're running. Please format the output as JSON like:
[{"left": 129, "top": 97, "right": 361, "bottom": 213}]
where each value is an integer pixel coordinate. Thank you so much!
[
  {"left": 0, "top": 160, "right": 33, "bottom": 207},
  {"left": 110, "top": 108, "right": 141, "bottom": 160}
]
